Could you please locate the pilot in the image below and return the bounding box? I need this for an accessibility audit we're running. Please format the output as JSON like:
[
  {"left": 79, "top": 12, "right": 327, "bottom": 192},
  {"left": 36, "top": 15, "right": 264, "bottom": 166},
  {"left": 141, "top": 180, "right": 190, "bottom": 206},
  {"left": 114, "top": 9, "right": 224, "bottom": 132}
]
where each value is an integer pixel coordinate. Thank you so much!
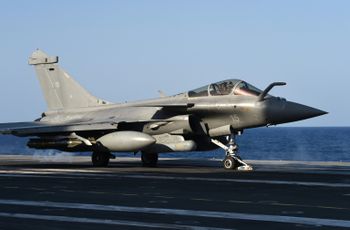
[{"left": 219, "top": 82, "right": 231, "bottom": 95}]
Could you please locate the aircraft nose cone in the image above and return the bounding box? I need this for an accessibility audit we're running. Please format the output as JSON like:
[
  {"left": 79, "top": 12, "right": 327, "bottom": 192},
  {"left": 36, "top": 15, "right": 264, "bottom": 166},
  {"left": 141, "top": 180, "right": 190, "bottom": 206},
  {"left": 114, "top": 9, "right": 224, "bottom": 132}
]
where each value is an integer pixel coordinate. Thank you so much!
[
  {"left": 267, "top": 100, "right": 327, "bottom": 124},
  {"left": 285, "top": 101, "right": 327, "bottom": 121}
]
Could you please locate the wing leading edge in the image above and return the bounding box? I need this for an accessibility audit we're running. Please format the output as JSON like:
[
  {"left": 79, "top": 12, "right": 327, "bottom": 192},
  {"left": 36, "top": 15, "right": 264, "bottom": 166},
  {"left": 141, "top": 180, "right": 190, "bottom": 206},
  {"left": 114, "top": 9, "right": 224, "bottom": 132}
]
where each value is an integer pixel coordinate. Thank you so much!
[
  {"left": 0, "top": 114, "right": 183, "bottom": 137},
  {"left": 0, "top": 121, "right": 119, "bottom": 136}
]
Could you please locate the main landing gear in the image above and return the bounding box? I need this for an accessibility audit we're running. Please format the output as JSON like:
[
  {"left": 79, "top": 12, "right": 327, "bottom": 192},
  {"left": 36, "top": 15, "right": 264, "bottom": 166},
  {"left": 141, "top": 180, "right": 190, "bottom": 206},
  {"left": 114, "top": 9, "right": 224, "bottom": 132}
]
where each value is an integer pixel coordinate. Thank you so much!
[
  {"left": 91, "top": 141, "right": 116, "bottom": 167},
  {"left": 91, "top": 151, "right": 115, "bottom": 167},
  {"left": 141, "top": 152, "right": 158, "bottom": 167},
  {"left": 211, "top": 134, "right": 253, "bottom": 171}
]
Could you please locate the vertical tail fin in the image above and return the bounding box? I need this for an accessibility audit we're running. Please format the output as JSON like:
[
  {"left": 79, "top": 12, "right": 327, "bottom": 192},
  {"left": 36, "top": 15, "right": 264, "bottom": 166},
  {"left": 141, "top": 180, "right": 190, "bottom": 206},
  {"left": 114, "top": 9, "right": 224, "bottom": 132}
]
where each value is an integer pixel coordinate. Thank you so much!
[{"left": 29, "top": 49, "right": 109, "bottom": 111}]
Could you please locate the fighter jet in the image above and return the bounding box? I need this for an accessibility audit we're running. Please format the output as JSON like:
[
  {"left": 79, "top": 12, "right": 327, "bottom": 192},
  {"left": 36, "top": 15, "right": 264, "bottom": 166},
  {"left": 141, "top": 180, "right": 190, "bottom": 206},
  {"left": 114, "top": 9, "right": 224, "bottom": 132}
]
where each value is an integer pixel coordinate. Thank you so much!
[{"left": 0, "top": 50, "right": 327, "bottom": 170}]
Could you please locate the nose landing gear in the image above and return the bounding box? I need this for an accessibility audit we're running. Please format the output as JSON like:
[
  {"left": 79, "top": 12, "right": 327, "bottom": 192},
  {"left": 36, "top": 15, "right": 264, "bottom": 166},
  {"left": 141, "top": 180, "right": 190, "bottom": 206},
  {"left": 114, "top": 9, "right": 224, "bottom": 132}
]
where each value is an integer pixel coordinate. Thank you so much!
[{"left": 211, "top": 134, "right": 253, "bottom": 171}]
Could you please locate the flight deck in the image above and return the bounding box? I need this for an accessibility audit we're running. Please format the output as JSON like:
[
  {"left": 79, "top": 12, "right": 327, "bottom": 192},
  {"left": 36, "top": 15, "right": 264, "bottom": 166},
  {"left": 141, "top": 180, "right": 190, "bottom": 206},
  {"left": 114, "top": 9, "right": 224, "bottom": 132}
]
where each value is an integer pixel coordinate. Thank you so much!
[{"left": 0, "top": 154, "right": 349, "bottom": 230}]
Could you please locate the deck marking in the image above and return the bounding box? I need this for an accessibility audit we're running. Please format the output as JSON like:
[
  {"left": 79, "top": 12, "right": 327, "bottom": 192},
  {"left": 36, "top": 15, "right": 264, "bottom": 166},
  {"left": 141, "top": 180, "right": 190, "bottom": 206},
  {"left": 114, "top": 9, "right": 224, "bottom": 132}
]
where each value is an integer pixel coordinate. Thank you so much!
[
  {"left": 1, "top": 170, "right": 350, "bottom": 188},
  {"left": 0, "top": 199, "right": 349, "bottom": 228},
  {"left": 0, "top": 212, "right": 228, "bottom": 230},
  {"left": 123, "top": 174, "right": 350, "bottom": 188}
]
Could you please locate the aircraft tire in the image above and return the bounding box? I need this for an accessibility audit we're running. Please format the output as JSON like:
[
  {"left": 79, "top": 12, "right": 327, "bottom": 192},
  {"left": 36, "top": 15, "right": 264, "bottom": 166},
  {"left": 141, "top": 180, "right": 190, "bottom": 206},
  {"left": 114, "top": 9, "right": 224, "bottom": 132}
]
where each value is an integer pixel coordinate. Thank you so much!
[
  {"left": 223, "top": 156, "right": 239, "bottom": 170},
  {"left": 141, "top": 152, "right": 158, "bottom": 167},
  {"left": 92, "top": 151, "right": 110, "bottom": 167}
]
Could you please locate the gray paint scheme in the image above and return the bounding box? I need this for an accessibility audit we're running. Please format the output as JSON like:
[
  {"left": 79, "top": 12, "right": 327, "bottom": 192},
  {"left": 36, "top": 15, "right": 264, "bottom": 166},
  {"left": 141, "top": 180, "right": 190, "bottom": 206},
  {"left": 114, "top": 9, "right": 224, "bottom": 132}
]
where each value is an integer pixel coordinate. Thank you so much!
[
  {"left": 29, "top": 50, "right": 109, "bottom": 111},
  {"left": 0, "top": 50, "right": 327, "bottom": 168}
]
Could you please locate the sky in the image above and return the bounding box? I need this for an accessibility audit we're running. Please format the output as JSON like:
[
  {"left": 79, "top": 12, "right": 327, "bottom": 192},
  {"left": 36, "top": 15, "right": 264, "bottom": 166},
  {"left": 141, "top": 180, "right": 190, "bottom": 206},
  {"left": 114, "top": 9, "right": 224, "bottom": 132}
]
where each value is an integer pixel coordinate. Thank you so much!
[{"left": 0, "top": 0, "right": 349, "bottom": 126}]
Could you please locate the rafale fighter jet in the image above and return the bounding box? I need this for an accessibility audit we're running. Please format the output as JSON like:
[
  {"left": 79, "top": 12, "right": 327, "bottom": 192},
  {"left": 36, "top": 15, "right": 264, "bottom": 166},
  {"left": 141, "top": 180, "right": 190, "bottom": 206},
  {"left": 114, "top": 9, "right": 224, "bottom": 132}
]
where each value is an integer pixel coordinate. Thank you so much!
[{"left": 0, "top": 50, "right": 327, "bottom": 170}]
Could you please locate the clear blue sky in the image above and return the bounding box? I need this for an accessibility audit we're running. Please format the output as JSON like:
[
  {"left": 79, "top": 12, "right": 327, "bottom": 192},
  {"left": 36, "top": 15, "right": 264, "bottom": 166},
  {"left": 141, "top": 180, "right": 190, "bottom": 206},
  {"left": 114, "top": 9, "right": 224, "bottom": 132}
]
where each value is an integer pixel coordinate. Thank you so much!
[{"left": 0, "top": 0, "right": 348, "bottom": 126}]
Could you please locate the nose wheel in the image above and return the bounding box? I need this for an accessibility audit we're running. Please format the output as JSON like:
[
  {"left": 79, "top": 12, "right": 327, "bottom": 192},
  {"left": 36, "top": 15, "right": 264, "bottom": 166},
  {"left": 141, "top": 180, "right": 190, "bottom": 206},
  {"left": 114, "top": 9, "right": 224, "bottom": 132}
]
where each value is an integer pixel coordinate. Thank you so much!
[
  {"left": 211, "top": 134, "right": 253, "bottom": 171},
  {"left": 223, "top": 155, "right": 244, "bottom": 170},
  {"left": 223, "top": 156, "right": 237, "bottom": 169}
]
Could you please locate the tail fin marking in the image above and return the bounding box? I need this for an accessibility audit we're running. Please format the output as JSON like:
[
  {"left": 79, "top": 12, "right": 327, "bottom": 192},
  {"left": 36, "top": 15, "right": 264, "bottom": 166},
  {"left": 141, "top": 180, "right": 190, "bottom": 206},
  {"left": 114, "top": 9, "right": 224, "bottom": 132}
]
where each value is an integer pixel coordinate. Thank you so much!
[{"left": 29, "top": 50, "right": 108, "bottom": 111}]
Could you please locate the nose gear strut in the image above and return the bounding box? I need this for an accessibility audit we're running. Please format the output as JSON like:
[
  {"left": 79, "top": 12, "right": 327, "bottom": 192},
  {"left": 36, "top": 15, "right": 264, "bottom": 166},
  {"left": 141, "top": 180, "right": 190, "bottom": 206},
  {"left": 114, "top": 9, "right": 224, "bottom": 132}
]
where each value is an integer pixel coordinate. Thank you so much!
[{"left": 211, "top": 134, "right": 253, "bottom": 171}]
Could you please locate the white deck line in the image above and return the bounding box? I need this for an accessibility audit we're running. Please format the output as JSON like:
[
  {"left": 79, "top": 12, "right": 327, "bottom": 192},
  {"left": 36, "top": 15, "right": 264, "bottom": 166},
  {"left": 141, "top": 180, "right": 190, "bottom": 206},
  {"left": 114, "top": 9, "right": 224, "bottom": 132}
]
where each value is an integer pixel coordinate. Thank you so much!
[
  {"left": 0, "top": 212, "right": 229, "bottom": 230},
  {"left": 0, "top": 170, "right": 350, "bottom": 188},
  {"left": 0, "top": 199, "right": 349, "bottom": 228},
  {"left": 123, "top": 174, "right": 350, "bottom": 188}
]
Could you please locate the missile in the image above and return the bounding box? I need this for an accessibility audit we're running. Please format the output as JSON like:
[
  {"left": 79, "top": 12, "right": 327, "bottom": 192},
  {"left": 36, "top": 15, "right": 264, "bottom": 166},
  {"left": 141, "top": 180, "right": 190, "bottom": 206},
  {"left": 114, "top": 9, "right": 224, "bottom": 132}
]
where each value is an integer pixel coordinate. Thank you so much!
[
  {"left": 97, "top": 131, "right": 156, "bottom": 152},
  {"left": 27, "top": 138, "right": 88, "bottom": 152}
]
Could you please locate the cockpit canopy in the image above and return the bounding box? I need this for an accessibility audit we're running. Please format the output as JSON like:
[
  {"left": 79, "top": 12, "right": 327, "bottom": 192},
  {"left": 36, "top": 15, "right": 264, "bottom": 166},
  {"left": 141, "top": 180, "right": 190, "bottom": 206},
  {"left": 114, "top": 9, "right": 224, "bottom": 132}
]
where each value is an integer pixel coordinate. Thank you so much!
[{"left": 188, "top": 79, "right": 263, "bottom": 98}]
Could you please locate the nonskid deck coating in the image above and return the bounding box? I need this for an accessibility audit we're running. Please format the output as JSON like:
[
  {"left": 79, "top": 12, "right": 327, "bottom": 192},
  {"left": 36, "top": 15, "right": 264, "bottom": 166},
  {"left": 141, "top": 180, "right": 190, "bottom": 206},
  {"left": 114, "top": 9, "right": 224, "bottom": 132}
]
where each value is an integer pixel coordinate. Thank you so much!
[{"left": 0, "top": 154, "right": 349, "bottom": 230}]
